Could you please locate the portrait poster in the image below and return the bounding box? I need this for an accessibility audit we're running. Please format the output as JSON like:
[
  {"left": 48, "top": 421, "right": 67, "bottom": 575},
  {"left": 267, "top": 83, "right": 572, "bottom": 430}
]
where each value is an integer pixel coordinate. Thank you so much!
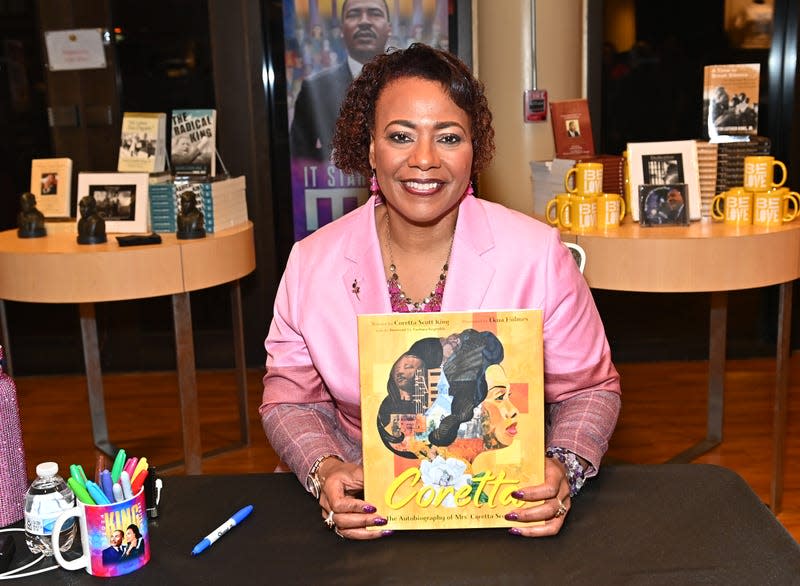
[
  {"left": 76, "top": 172, "right": 150, "bottom": 234},
  {"left": 29, "top": 157, "right": 73, "bottom": 218},
  {"left": 359, "top": 309, "right": 544, "bottom": 531},
  {"left": 283, "top": 0, "right": 450, "bottom": 240}
]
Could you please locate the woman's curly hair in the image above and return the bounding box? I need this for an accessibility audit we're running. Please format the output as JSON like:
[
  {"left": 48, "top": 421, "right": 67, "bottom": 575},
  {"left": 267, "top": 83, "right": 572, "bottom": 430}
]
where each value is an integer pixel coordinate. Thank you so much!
[{"left": 332, "top": 43, "right": 495, "bottom": 178}]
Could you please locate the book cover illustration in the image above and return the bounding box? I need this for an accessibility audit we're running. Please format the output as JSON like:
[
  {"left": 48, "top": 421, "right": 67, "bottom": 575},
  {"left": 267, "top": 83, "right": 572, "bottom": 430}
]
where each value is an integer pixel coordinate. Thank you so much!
[
  {"left": 170, "top": 109, "right": 216, "bottom": 177},
  {"left": 117, "top": 112, "right": 167, "bottom": 173},
  {"left": 703, "top": 63, "right": 760, "bottom": 141},
  {"left": 359, "top": 309, "right": 544, "bottom": 531},
  {"left": 29, "top": 157, "right": 72, "bottom": 218},
  {"left": 638, "top": 184, "right": 689, "bottom": 226},
  {"left": 549, "top": 99, "right": 596, "bottom": 159}
]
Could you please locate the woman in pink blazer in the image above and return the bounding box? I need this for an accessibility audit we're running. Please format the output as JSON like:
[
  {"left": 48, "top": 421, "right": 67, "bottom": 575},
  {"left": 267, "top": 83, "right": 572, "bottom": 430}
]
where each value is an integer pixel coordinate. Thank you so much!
[{"left": 261, "top": 44, "right": 620, "bottom": 540}]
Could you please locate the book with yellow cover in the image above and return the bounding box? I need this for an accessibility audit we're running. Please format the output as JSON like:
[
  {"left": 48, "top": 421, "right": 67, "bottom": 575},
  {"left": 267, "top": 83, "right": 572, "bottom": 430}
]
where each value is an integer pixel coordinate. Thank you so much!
[{"left": 359, "top": 309, "right": 544, "bottom": 531}]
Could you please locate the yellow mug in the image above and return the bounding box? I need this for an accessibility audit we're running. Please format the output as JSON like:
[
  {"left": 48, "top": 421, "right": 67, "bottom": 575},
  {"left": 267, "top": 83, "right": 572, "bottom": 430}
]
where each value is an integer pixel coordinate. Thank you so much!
[
  {"left": 560, "top": 194, "right": 598, "bottom": 233},
  {"left": 753, "top": 188, "right": 800, "bottom": 227},
  {"left": 545, "top": 193, "right": 571, "bottom": 228},
  {"left": 596, "top": 193, "right": 626, "bottom": 230},
  {"left": 711, "top": 188, "right": 753, "bottom": 225},
  {"left": 564, "top": 162, "right": 603, "bottom": 195},
  {"left": 743, "top": 156, "right": 787, "bottom": 191}
]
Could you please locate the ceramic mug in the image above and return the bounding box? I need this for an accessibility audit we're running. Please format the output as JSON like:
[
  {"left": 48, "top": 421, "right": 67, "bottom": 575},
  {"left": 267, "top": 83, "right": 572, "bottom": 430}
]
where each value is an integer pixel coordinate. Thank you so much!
[
  {"left": 743, "top": 156, "right": 787, "bottom": 191},
  {"left": 711, "top": 188, "right": 753, "bottom": 225},
  {"left": 753, "top": 188, "right": 800, "bottom": 227},
  {"left": 564, "top": 162, "right": 603, "bottom": 195},
  {"left": 596, "top": 193, "right": 626, "bottom": 230},
  {"left": 560, "top": 194, "right": 598, "bottom": 233},
  {"left": 545, "top": 193, "right": 571, "bottom": 228},
  {"left": 52, "top": 488, "right": 150, "bottom": 577}
]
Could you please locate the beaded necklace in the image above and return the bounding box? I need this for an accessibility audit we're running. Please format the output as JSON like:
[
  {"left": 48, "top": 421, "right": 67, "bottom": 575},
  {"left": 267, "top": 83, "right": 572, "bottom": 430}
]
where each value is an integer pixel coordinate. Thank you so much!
[{"left": 385, "top": 214, "right": 453, "bottom": 313}]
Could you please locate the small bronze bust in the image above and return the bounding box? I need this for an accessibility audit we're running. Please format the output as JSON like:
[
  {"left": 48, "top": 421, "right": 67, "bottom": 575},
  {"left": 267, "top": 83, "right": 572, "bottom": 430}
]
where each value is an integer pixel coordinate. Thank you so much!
[
  {"left": 77, "top": 194, "right": 107, "bottom": 245},
  {"left": 17, "top": 192, "right": 46, "bottom": 238},
  {"left": 176, "top": 190, "right": 205, "bottom": 240}
]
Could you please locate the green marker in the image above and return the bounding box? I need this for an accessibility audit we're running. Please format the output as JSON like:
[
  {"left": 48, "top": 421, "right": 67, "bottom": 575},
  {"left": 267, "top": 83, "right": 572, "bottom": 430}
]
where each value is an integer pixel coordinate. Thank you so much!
[
  {"left": 111, "top": 449, "right": 127, "bottom": 483},
  {"left": 68, "top": 476, "right": 95, "bottom": 505}
]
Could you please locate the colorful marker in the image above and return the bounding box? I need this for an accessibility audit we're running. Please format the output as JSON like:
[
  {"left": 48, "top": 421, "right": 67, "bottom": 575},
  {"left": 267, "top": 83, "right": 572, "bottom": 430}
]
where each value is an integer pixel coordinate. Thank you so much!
[
  {"left": 111, "top": 449, "right": 127, "bottom": 483},
  {"left": 119, "top": 470, "right": 134, "bottom": 500},
  {"left": 68, "top": 477, "right": 95, "bottom": 505},
  {"left": 131, "top": 458, "right": 148, "bottom": 484},
  {"left": 100, "top": 470, "right": 115, "bottom": 502},
  {"left": 69, "top": 464, "right": 87, "bottom": 488},
  {"left": 112, "top": 482, "right": 125, "bottom": 503},
  {"left": 123, "top": 457, "right": 138, "bottom": 479},
  {"left": 131, "top": 468, "right": 149, "bottom": 496},
  {"left": 191, "top": 505, "right": 254, "bottom": 556},
  {"left": 85, "top": 481, "right": 111, "bottom": 505}
]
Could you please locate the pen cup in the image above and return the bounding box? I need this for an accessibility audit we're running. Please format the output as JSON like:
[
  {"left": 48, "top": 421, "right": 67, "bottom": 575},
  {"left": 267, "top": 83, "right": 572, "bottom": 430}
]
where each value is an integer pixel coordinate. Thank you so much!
[{"left": 52, "top": 488, "right": 149, "bottom": 577}]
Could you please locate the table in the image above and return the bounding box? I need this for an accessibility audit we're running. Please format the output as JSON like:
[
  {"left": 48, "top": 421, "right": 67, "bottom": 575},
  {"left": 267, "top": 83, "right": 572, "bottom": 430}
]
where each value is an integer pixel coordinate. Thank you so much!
[
  {"left": 563, "top": 220, "right": 800, "bottom": 512},
  {"left": 5, "top": 466, "right": 800, "bottom": 584},
  {"left": 0, "top": 222, "right": 256, "bottom": 474}
]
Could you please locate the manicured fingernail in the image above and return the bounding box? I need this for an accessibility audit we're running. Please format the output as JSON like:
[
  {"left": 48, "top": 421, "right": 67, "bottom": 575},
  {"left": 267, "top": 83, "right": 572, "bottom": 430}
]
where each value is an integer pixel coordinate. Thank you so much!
[
  {"left": 363, "top": 505, "right": 377, "bottom": 513},
  {"left": 504, "top": 512, "right": 519, "bottom": 521},
  {"left": 373, "top": 517, "right": 388, "bottom": 526},
  {"left": 511, "top": 490, "right": 524, "bottom": 499},
  {"left": 381, "top": 529, "right": 394, "bottom": 537},
  {"left": 508, "top": 527, "right": 522, "bottom": 536}
]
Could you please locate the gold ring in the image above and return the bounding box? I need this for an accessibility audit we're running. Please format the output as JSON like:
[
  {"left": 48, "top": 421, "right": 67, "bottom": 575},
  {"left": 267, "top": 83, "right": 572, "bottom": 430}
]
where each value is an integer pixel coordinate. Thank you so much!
[
  {"left": 554, "top": 497, "right": 567, "bottom": 519},
  {"left": 324, "top": 509, "right": 336, "bottom": 529}
]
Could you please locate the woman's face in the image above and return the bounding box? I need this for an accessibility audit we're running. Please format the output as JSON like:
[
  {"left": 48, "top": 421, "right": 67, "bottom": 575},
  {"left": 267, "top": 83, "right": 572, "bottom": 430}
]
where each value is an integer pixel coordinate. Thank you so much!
[
  {"left": 481, "top": 368, "right": 518, "bottom": 447},
  {"left": 369, "top": 77, "right": 473, "bottom": 227},
  {"left": 125, "top": 528, "right": 136, "bottom": 543}
]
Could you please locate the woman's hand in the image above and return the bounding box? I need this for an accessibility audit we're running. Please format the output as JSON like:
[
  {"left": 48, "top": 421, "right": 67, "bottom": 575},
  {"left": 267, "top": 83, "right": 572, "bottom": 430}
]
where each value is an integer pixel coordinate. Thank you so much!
[
  {"left": 318, "top": 460, "right": 391, "bottom": 540},
  {"left": 503, "top": 456, "right": 571, "bottom": 537}
]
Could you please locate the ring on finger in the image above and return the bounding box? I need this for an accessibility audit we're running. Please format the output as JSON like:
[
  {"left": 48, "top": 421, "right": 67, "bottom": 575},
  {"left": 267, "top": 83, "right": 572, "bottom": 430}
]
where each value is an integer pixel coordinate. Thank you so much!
[
  {"left": 334, "top": 527, "right": 344, "bottom": 539},
  {"left": 554, "top": 496, "right": 568, "bottom": 519},
  {"left": 324, "top": 509, "right": 336, "bottom": 529}
]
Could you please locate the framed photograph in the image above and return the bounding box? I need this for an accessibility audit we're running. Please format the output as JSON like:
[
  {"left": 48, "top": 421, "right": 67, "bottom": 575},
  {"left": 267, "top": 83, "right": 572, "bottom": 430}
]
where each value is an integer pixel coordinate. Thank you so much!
[
  {"left": 29, "top": 158, "right": 73, "bottom": 218},
  {"left": 76, "top": 172, "right": 150, "bottom": 233},
  {"left": 627, "top": 140, "right": 701, "bottom": 221},
  {"left": 639, "top": 184, "right": 690, "bottom": 226}
]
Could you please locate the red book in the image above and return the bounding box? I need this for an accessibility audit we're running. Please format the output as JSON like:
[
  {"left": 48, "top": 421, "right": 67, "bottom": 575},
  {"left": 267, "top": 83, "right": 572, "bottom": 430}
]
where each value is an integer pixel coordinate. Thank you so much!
[{"left": 549, "top": 99, "right": 596, "bottom": 159}]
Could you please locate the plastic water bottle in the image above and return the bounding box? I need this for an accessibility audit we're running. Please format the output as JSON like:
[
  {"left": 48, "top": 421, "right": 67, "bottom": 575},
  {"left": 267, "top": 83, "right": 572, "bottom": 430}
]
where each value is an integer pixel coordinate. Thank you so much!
[{"left": 24, "top": 462, "right": 76, "bottom": 555}]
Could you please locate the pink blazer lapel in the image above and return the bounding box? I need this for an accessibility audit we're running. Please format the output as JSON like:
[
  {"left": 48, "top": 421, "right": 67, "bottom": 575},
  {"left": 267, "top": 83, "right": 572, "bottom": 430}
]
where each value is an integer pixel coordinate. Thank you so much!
[
  {"left": 341, "top": 198, "right": 391, "bottom": 314},
  {"left": 442, "top": 195, "right": 496, "bottom": 311}
]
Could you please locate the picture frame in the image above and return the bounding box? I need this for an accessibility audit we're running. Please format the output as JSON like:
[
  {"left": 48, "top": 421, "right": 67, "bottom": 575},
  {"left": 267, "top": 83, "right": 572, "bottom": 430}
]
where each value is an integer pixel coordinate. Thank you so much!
[
  {"left": 638, "top": 184, "right": 690, "bottom": 226},
  {"left": 29, "top": 158, "right": 73, "bottom": 218},
  {"left": 76, "top": 172, "right": 150, "bottom": 234},
  {"left": 627, "top": 140, "right": 701, "bottom": 221}
]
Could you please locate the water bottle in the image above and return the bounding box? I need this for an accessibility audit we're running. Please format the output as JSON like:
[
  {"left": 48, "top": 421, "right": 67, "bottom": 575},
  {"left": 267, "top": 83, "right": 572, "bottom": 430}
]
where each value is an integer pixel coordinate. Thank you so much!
[
  {"left": 24, "top": 462, "right": 76, "bottom": 555},
  {"left": 0, "top": 345, "right": 28, "bottom": 526}
]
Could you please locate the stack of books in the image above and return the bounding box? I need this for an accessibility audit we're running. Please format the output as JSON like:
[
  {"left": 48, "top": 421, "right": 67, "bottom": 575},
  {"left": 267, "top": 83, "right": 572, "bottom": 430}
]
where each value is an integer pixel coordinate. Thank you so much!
[
  {"left": 715, "top": 136, "right": 771, "bottom": 193},
  {"left": 149, "top": 175, "right": 247, "bottom": 233},
  {"left": 695, "top": 141, "right": 719, "bottom": 218},
  {"left": 529, "top": 158, "right": 576, "bottom": 218}
]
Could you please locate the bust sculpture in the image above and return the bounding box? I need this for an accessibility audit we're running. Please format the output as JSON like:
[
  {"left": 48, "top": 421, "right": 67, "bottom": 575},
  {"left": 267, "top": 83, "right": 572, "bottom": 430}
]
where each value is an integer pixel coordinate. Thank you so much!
[
  {"left": 176, "top": 190, "right": 205, "bottom": 240},
  {"left": 77, "top": 194, "right": 107, "bottom": 244},
  {"left": 17, "top": 192, "right": 46, "bottom": 238}
]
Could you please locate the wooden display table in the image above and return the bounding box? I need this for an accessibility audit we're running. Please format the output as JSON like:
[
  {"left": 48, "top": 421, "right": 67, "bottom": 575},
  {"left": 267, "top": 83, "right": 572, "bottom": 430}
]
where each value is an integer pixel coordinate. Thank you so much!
[
  {"left": 563, "top": 220, "right": 800, "bottom": 512},
  {"left": 0, "top": 222, "right": 256, "bottom": 474}
]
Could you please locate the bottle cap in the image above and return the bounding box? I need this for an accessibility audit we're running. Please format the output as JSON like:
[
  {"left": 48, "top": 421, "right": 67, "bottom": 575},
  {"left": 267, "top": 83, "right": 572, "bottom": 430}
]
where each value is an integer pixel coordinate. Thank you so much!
[{"left": 36, "top": 462, "right": 59, "bottom": 477}]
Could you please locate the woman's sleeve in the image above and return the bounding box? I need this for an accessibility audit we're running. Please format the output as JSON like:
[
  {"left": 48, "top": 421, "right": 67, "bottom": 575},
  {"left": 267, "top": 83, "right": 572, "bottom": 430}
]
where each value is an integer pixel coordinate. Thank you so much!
[
  {"left": 259, "top": 245, "right": 360, "bottom": 485},
  {"left": 541, "top": 231, "right": 621, "bottom": 474}
]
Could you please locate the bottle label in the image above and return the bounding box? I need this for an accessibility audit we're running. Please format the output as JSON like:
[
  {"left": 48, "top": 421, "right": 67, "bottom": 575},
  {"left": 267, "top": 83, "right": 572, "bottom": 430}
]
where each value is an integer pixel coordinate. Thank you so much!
[{"left": 25, "top": 497, "right": 75, "bottom": 535}]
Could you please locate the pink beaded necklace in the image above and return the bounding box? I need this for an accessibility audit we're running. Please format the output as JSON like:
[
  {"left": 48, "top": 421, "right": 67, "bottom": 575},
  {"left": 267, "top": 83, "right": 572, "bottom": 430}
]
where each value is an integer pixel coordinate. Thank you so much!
[{"left": 385, "top": 214, "right": 453, "bottom": 313}]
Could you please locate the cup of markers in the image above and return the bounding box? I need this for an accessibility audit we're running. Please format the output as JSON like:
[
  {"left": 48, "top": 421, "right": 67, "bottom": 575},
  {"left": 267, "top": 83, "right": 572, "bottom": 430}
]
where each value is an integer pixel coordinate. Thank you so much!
[{"left": 51, "top": 450, "right": 151, "bottom": 577}]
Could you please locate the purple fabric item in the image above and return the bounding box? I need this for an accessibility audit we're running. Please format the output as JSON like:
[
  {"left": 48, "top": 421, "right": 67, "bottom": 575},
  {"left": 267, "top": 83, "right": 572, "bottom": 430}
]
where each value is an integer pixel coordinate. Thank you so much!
[{"left": 0, "top": 346, "right": 28, "bottom": 525}]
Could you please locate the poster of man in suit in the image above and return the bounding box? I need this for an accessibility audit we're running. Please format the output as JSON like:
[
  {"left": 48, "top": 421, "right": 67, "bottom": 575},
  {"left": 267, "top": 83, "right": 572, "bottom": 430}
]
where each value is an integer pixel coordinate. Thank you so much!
[{"left": 284, "top": 0, "right": 450, "bottom": 240}]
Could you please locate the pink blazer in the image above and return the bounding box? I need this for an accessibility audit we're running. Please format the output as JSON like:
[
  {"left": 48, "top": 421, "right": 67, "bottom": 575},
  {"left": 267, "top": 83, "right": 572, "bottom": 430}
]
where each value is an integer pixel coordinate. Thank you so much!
[{"left": 262, "top": 195, "right": 620, "bottom": 445}]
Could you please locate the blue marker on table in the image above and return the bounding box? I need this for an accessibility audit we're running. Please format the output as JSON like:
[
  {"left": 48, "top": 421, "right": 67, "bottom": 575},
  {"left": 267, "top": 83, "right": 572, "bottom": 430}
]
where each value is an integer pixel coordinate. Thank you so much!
[{"left": 191, "top": 505, "right": 253, "bottom": 556}]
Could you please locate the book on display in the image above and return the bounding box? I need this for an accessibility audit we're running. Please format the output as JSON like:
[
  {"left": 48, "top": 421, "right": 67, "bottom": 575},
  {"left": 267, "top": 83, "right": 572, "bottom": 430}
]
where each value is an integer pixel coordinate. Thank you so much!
[
  {"left": 117, "top": 112, "right": 167, "bottom": 173},
  {"left": 359, "top": 309, "right": 544, "bottom": 531},
  {"left": 170, "top": 109, "right": 217, "bottom": 177}
]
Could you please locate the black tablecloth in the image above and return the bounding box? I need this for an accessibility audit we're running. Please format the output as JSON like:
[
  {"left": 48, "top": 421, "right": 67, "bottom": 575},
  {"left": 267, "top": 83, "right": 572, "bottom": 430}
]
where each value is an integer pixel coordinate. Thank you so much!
[{"left": 6, "top": 464, "right": 800, "bottom": 585}]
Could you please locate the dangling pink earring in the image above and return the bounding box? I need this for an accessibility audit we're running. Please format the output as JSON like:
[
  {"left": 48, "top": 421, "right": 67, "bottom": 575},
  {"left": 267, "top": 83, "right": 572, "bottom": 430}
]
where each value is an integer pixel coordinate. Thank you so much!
[
  {"left": 465, "top": 181, "right": 474, "bottom": 197},
  {"left": 370, "top": 171, "right": 380, "bottom": 197}
]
